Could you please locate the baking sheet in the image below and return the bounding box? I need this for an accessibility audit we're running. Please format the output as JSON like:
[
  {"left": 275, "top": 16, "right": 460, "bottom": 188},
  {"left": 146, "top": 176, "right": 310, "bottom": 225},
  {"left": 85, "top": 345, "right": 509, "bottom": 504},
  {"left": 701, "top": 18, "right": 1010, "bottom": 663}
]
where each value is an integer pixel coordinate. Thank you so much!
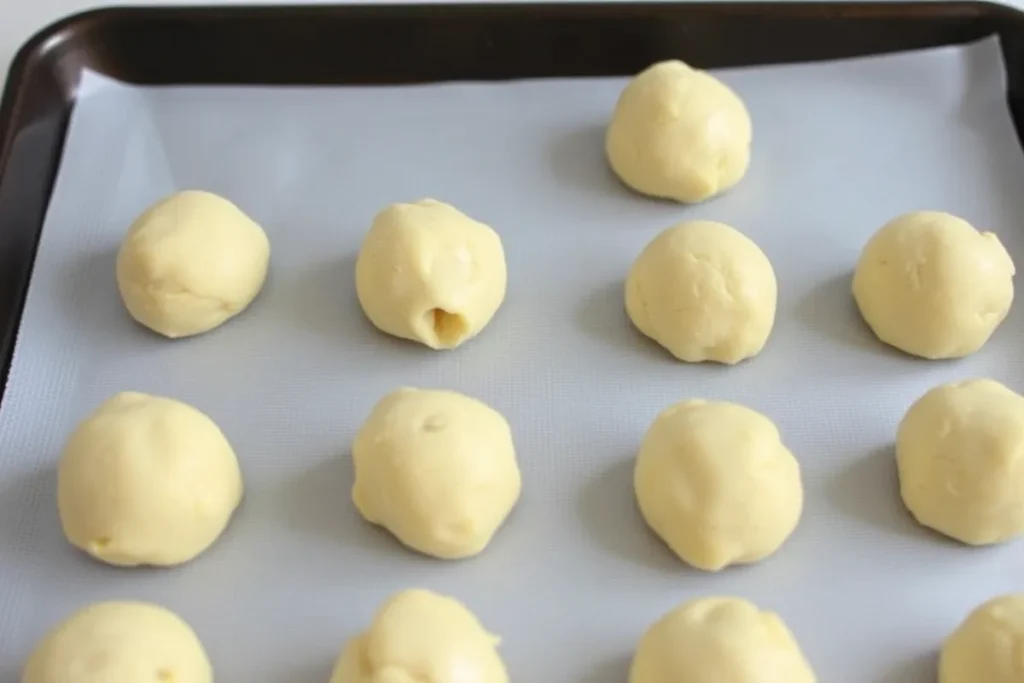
[{"left": 2, "top": 35, "right": 1024, "bottom": 682}]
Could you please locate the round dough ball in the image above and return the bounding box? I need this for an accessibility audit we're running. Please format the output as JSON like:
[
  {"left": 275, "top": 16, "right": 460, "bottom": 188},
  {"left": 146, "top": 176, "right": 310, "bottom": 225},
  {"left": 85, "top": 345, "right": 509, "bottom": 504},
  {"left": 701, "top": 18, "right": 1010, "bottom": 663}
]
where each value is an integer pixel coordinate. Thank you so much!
[
  {"left": 852, "top": 211, "right": 1015, "bottom": 359},
  {"left": 606, "top": 60, "right": 752, "bottom": 204},
  {"left": 22, "top": 601, "right": 212, "bottom": 683},
  {"left": 630, "top": 596, "right": 816, "bottom": 683},
  {"left": 625, "top": 221, "right": 777, "bottom": 364},
  {"left": 116, "top": 190, "right": 270, "bottom": 339},
  {"left": 352, "top": 387, "right": 521, "bottom": 559},
  {"left": 940, "top": 593, "right": 1024, "bottom": 683},
  {"left": 330, "top": 589, "right": 508, "bottom": 683},
  {"left": 355, "top": 199, "right": 507, "bottom": 350},
  {"left": 634, "top": 399, "right": 803, "bottom": 571},
  {"left": 58, "top": 391, "right": 244, "bottom": 567},
  {"left": 897, "top": 378, "right": 1024, "bottom": 545}
]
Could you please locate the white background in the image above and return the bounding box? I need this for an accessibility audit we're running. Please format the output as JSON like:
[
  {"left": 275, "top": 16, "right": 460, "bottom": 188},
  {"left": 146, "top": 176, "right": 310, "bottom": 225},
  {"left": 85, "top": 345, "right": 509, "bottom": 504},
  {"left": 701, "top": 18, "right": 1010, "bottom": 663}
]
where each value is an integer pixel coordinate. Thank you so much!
[{"left": 2, "top": 0, "right": 1022, "bottom": 90}]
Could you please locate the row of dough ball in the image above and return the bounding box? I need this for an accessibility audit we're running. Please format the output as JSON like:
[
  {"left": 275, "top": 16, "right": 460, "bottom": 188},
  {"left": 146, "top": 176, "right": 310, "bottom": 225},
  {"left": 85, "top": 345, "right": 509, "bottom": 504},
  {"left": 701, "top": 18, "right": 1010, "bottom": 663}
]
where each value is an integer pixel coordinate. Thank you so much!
[
  {"left": 118, "top": 190, "right": 1016, "bottom": 365},
  {"left": 56, "top": 375, "right": 1024, "bottom": 571},
  {"left": 22, "top": 589, "right": 1024, "bottom": 683}
]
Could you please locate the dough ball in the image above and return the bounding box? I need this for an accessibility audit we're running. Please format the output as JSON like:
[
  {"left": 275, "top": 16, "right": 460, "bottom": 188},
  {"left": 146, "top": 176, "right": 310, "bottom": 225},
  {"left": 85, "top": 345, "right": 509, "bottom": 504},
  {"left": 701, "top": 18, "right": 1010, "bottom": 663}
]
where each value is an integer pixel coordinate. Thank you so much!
[
  {"left": 330, "top": 589, "right": 508, "bottom": 683},
  {"left": 58, "top": 391, "right": 244, "bottom": 567},
  {"left": 634, "top": 399, "right": 803, "bottom": 571},
  {"left": 355, "top": 199, "right": 507, "bottom": 350},
  {"left": 625, "top": 221, "right": 777, "bottom": 364},
  {"left": 940, "top": 593, "right": 1024, "bottom": 683},
  {"left": 352, "top": 387, "right": 521, "bottom": 559},
  {"left": 630, "top": 596, "right": 816, "bottom": 683},
  {"left": 852, "top": 211, "right": 1015, "bottom": 359},
  {"left": 897, "top": 378, "right": 1024, "bottom": 545},
  {"left": 116, "top": 190, "right": 271, "bottom": 339},
  {"left": 606, "top": 60, "right": 752, "bottom": 204},
  {"left": 22, "top": 601, "right": 212, "bottom": 683}
]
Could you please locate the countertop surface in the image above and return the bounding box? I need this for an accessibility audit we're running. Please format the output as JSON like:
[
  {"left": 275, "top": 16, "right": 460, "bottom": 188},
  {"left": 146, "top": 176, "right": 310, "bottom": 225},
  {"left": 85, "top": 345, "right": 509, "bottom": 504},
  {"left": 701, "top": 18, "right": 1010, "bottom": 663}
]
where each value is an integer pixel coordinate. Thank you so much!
[{"left": 3, "top": 0, "right": 1024, "bottom": 92}]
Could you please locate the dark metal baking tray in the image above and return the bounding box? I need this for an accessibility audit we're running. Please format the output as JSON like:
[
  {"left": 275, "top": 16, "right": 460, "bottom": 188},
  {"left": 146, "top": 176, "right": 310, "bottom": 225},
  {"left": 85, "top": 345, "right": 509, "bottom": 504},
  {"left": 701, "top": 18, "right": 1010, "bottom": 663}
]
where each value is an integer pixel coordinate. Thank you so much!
[{"left": 3, "top": 1, "right": 1024, "bottom": 406}]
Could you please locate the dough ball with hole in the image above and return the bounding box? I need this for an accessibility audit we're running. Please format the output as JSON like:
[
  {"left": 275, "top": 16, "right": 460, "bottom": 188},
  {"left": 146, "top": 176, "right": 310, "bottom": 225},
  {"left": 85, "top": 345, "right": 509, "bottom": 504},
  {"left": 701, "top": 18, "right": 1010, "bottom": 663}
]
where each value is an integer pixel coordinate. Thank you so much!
[
  {"left": 940, "top": 593, "right": 1024, "bottom": 683},
  {"left": 630, "top": 596, "right": 816, "bottom": 683},
  {"left": 352, "top": 387, "right": 521, "bottom": 559},
  {"left": 58, "top": 391, "right": 243, "bottom": 567},
  {"left": 22, "top": 601, "right": 212, "bottom": 683},
  {"left": 634, "top": 399, "right": 803, "bottom": 571},
  {"left": 330, "top": 589, "right": 508, "bottom": 683},
  {"left": 116, "top": 190, "right": 271, "bottom": 339},
  {"left": 897, "top": 378, "right": 1024, "bottom": 546},
  {"left": 606, "top": 60, "right": 752, "bottom": 204},
  {"left": 852, "top": 211, "right": 1015, "bottom": 359},
  {"left": 355, "top": 199, "right": 507, "bottom": 350},
  {"left": 625, "top": 220, "right": 777, "bottom": 364}
]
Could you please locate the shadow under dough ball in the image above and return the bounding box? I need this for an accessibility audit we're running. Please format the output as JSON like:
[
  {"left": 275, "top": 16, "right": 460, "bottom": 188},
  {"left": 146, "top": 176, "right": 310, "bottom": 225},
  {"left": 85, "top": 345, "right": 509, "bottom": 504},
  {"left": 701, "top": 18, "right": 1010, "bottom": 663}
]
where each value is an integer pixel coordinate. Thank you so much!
[
  {"left": 896, "top": 378, "right": 1024, "bottom": 546},
  {"left": 116, "top": 189, "right": 271, "bottom": 339},
  {"left": 329, "top": 589, "right": 509, "bottom": 683},
  {"left": 606, "top": 60, "right": 752, "bottom": 204},
  {"left": 625, "top": 220, "right": 777, "bottom": 364},
  {"left": 58, "top": 391, "right": 244, "bottom": 567},
  {"left": 634, "top": 399, "right": 803, "bottom": 572},
  {"left": 355, "top": 198, "right": 507, "bottom": 350},
  {"left": 852, "top": 210, "right": 1015, "bottom": 359},
  {"left": 351, "top": 387, "right": 521, "bottom": 560},
  {"left": 629, "top": 596, "right": 816, "bottom": 683},
  {"left": 22, "top": 601, "right": 212, "bottom": 683}
]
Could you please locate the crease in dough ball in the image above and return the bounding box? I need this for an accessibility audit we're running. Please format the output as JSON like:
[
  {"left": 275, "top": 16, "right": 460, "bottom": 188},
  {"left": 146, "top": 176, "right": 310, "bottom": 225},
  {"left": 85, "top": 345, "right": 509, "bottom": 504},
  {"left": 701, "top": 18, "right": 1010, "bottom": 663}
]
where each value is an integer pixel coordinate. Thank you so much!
[
  {"left": 606, "top": 60, "right": 752, "bottom": 204},
  {"left": 896, "top": 378, "right": 1024, "bottom": 546},
  {"left": 630, "top": 596, "right": 816, "bottom": 683},
  {"left": 58, "top": 391, "right": 244, "bottom": 567},
  {"left": 634, "top": 399, "right": 803, "bottom": 571},
  {"left": 330, "top": 588, "right": 508, "bottom": 683},
  {"left": 625, "top": 220, "right": 777, "bottom": 364},
  {"left": 352, "top": 387, "right": 521, "bottom": 559},
  {"left": 22, "top": 601, "right": 212, "bottom": 683},
  {"left": 355, "top": 198, "right": 507, "bottom": 350},
  {"left": 940, "top": 593, "right": 1024, "bottom": 683},
  {"left": 852, "top": 210, "right": 1015, "bottom": 359},
  {"left": 116, "top": 189, "right": 271, "bottom": 339}
]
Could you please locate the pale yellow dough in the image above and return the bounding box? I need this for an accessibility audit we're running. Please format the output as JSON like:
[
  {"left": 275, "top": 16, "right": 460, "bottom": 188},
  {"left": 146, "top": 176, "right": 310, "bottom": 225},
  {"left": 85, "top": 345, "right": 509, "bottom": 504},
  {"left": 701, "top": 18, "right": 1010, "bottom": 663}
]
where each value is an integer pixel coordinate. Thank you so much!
[
  {"left": 116, "top": 190, "right": 271, "bottom": 338},
  {"left": 606, "top": 60, "right": 752, "bottom": 204},
  {"left": 852, "top": 211, "right": 1015, "bottom": 359},
  {"left": 625, "top": 221, "right": 777, "bottom": 364},
  {"left": 352, "top": 388, "right": 521, "bottom": 559},
  {"left": 940, "top": 593, "right": 1024, "bottom": 683},
  {"left": 330, "top": 589, "right": 508, "bottom": 683},
  {"left": 355, "top": 199, "right": 507, "bottom": 350},
  {"left": 634, "top": 399, "right": 803, "bottom": 571},
  {"left": 630, "top": 596, "right": 816, "bottom": 683},
  {"left": 58, "top": 391, "right": 243, "bottom": 567},
  {"left": 897, "top": 378, "right": 1024, "bottom": 546},
  {"left": 22, "top": 601, "right": 212, "bottom": 683}
]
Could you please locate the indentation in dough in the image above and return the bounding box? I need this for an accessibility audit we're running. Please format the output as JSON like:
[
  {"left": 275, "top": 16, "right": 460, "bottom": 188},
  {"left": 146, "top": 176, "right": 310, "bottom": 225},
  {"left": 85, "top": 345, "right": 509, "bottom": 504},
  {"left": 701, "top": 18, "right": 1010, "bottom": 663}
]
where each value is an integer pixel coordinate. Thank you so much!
[
  {"left": 428, "top": 308, "right": 468, "bottom": 347},
  {"left": 421, "top": 413, "right": 448, "bottom": 433},
  {"left": 88, "top": 537, "right": 112, "bottom": 554},
  {"left": 156, "top": 668, "right": 174, "bottom": 682}
]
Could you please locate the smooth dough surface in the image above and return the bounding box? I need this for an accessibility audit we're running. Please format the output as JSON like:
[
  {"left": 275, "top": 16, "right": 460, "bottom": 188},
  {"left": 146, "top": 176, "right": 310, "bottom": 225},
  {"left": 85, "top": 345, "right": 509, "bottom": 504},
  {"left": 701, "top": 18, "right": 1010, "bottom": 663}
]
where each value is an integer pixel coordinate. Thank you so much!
[
  {"left": 897, "top": 378, "right": 1024, "bottom": 545},
  {"left": 330, "top": 589, "right": 508, "bottom": 683},
  {"left": 941, "top": 593, "right": 1024, "bottom": 683},
  {"left": 355, "top": 198, "right": 507, "bottom": 350},
  {"left": 630, "top": 596, "right": 816, "bottom": 683},
  {"left": 116, "top": 189, "right": 271, "bottom": 338},
  {"left": 606, "top": 60, "right": 752, "bottom": 204},
  {"left": 852, "top": 210, "right": 1015, "bottom": 359},
  {"left": 625, "top": 221, "right": 777, "bottom": 365},
  {"left": 58, "top": 391, "right": 244, "bottom": 567},
  {"left": 22, "top": 601, "right": 212, "bottom": 683},
  {"left": 634, "top": 399, "right": 803, "bottom": 571},
  {"left": 352, "top": 387, "right": 521, "bottom": 559}
]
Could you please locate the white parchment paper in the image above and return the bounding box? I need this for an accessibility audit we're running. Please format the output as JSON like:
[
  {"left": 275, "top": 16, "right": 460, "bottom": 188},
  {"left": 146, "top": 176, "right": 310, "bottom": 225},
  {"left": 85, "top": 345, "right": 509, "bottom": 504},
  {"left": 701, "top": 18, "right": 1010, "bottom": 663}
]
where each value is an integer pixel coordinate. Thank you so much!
[{"left": 2, "top": 37, "right": 1024, "bottom": 682}]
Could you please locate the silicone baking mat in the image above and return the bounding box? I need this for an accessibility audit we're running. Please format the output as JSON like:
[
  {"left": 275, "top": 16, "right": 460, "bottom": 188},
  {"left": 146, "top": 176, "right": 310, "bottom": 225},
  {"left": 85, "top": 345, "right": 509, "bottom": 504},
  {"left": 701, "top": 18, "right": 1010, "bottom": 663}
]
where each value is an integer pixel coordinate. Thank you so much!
[{"left": 1, "top": 36, "right": 1023, "bottom": 682}]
